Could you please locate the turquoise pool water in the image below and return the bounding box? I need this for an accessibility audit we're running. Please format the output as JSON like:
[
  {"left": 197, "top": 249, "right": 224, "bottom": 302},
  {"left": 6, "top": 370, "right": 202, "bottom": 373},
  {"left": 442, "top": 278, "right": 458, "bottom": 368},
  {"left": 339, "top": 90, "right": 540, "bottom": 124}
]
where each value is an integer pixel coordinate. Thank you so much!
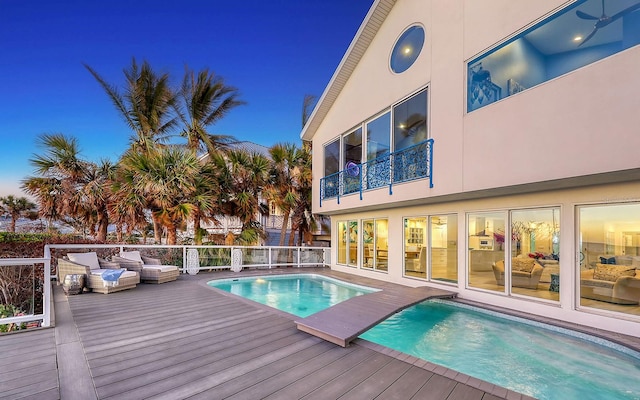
[
  {"left": 360, "top": 300, "right": 640, "bottom": 400},
  {"left": 208, "top": 274, "right": 377, "bottom": 317}
]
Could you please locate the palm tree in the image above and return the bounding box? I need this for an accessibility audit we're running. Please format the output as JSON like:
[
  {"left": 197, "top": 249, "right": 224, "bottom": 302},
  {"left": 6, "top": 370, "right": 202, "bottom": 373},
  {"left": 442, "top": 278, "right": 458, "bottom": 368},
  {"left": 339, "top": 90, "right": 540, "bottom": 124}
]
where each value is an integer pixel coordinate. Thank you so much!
[
  {"left": 21, "top": 133, "right": 113, "bottom": 240},
  {"left": 0, "top": 195, "right": 36, "bottom": 233},
  {"left": 215, "top": 149, "right": 269, "bottom": 244},
  {"left": 85, "top": 58, "right": 178, "bottom": 153},
  {"left": 175, "top": 67, "right": 244, "bottom": 243},
  {"left": 176, "top": 67, "right": 244, "bottom": 156},
  {"left": 117, "top": 146, "right": 203, "bottom": 245},
  {"left": 86, "top": 58, "right": 178, "bottom": 242},
  {"left": 289, "top": 142, "right": 315, "bottom": 246},
  {"left": 264, "top": 143, "right": 302, "bottom": 246}
]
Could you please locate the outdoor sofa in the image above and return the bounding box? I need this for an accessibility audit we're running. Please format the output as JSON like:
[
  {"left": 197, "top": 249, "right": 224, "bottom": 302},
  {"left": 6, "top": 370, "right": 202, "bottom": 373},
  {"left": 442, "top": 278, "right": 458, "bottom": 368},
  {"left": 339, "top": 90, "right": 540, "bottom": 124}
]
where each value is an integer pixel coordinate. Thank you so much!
[
  {"left": 57, "top": 251, "right": 140, "bottom": 294},
  {"left": 112, "top": 250, "right": 179, "bottom": 284}
]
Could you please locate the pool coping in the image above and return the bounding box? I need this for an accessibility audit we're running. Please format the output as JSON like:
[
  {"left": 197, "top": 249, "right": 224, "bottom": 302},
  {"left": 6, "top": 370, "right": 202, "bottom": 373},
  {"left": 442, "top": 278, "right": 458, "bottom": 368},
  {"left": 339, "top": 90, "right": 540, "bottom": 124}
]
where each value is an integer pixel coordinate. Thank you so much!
[
  {"left": 199, "top": 267, "right": 640, "bottom": 353},
  {"left": 198, "top": 267, "right": 638, "bottom": 399}
]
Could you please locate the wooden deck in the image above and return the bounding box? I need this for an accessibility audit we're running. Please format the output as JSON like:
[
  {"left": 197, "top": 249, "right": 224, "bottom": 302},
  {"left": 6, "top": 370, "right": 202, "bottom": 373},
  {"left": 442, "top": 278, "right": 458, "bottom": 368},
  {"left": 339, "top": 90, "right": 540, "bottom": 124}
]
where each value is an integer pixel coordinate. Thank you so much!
[
  {"left": 1, "top": 269, "right": 535, "bottom": 400},
  {"left": 296, "top": 286, "right": 456, "bottom": 347}
]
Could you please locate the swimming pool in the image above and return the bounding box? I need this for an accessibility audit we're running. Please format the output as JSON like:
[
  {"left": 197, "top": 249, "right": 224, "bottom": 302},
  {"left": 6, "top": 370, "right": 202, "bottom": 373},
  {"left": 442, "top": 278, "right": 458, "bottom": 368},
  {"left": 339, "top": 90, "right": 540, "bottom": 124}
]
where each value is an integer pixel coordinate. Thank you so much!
[
  {"left": 208, "top": 274, "right": 377, "bottom": 317},
  {"left": 360, "top": 300, "right": 640, "bottom": 400}
]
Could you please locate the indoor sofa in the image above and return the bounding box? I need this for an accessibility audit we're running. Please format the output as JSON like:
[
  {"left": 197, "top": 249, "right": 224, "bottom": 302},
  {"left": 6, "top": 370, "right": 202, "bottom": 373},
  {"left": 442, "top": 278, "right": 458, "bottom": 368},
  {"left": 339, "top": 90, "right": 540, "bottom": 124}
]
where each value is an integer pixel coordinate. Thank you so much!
[
  {"left": 493, "top": 258, "right": 543, "bottom": 289},
  {"left": 580, "top": 263, "right": 640, "bottom": 305}
]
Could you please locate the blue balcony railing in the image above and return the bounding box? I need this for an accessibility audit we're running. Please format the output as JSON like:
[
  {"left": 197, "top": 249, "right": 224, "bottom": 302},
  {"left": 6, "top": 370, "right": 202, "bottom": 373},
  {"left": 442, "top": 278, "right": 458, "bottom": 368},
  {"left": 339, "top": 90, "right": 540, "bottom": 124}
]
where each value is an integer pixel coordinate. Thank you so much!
[{"left": 320, "top": 139, "right": 433, "bottom": 206}]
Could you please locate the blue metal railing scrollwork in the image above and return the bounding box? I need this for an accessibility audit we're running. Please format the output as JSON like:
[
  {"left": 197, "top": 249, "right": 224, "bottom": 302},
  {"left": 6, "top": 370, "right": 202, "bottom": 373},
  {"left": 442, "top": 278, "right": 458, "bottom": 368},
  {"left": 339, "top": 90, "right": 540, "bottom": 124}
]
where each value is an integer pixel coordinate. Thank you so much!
[{"left": 320, "top": 139, "right": 433, "bottom": 206}]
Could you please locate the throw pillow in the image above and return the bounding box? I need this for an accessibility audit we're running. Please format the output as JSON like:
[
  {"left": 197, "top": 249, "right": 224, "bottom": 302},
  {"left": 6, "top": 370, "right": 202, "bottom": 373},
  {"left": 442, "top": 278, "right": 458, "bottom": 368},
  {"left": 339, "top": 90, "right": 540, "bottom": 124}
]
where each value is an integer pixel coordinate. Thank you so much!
[
  {"left": 120, "top": 250, "right": 143, "bottom": 263},
  {"left": 512, "top": 258, "right": 535, "bottom": 273},
  {"left": 593, "top": 264, "right": 636, "bottom": 282},
  {"left": 68, "top": 252, "right": 101, "bottom": 270},
  {"left": 599, "top": 256, "right": 616, "bottom": 265}
]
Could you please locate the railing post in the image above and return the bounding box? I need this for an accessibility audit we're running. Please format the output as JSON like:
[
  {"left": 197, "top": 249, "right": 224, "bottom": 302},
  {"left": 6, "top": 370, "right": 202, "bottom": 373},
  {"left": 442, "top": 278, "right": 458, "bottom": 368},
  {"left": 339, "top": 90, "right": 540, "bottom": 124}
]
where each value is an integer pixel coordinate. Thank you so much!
[
  {"left": 428, "top": 138, "right": 434, "bottom": 188},
  {"left": 389, "top": 152, "right": 394, "bottom": 195},
  {"left": 43, "top": 258, "right": 51, "bottom": 327},
  {"left": 359, "top": 164, "right": 363, "bottom": 200},
  {"left": 268, "top": 247, "right": 272, "bottom": 269},
  {"left": 182, "top": 247, "right": 187, "bottom": 272}
]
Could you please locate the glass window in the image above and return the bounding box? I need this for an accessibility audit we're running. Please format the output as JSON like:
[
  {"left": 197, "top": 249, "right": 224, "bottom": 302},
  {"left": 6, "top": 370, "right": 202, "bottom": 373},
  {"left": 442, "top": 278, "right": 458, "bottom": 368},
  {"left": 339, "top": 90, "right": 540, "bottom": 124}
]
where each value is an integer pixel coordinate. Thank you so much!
[
  {"left": 362, "top": 220, "right": 375, "bottom": 268},
  {"left": 366, "top": 112, "right": 391, "bottom": 161},
  {"left": 323, "top": 139, "right": 341, "bottom": 199},
  {"left": 393, "top": 90, "right": 427, "bottom": 152},
  {"left": 337, "top": 221, "right": 347, "bottom": 265},
  {"left": 390, "top": 25, "right": 425, "bottom": 73},
  {"left": 467, "top": 0, "right": 640, "bottom": 112},
  {"left": 404, "top": 217, "right": 427, "bottom": 277},
  {"left": 376, "top": 219, "right": 389, "bottom": 271},
  {"left": 362, "top": 218, "right": 388, "bottom": 272},
  {"left": 579, "top": 203, "right": 640, "bottom": 316},
  {"left": 468, "top": 212, "right": 506, "bottom": 292},
  {"left": 343, "top": 128, "right": 362, "bottom": 195},
  {"left": 364, "top": 112, "right": 391, "bottom": 191},
  {"left": 324, "top": 139, "right": 340, "bottom": 177},
  {"left": 511, "top": 208, "right": 560, "bottom": 301},
  {"left": 431, "top": 214, "right": 458, "bottom": 283},
  {"left": 337, "top": 220, "right": 358, "bottom": 267},
  {"left": 348, "top": 221, "right": 358, "bottom": 267}
]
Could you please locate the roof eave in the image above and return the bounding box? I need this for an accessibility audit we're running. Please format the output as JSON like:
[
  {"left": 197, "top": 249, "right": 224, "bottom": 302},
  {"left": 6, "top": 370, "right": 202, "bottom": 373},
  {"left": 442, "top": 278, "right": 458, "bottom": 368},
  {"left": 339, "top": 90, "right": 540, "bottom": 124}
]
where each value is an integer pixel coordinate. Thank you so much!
[{"left": 300, "top": 0, "right": 397, "bottom": 141}]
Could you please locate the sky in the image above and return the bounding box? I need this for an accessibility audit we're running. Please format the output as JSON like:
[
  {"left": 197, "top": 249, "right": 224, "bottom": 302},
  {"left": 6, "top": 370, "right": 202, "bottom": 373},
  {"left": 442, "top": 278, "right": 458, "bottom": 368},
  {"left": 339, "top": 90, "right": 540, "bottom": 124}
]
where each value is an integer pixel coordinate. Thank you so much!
[{"left": 0, "top": 0, "right": 373, "bottom": 198}]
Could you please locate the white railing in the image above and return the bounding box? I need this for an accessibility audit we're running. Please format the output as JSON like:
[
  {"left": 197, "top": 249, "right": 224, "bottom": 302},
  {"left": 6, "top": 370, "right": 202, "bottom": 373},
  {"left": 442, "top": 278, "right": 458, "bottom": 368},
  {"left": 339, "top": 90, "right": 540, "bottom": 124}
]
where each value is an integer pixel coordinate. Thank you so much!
[
  {"left": 0, "top": 258, "right": 51, "bottom": 329},
  {"left": 44, "top": 244, "right": 329, "bottom": 277}
]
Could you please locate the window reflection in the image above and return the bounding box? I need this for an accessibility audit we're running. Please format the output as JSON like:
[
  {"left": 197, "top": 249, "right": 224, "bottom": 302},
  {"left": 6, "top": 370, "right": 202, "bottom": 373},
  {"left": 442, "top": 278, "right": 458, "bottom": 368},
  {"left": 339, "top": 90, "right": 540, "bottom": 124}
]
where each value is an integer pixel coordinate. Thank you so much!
[
  {"left": 579, "top": 203, "right": 640, "bottom": 315},
  {"left": 468, "top": 212, "right": 506, "bottom": 292},
  {"left": 393, "top": 90, "right": 427, "bottom": 151},
  {"left": 467, "top": 0, "right": 640, "bottom": 112},
  {"left": 362, "top": 218, "right": 388, "bottom": 272},
  {"left": 511, "top": 208, "right": 560, "bottom": 301},
  {"left": 431, "top": 215, "right": 458, "bottom": 283}
]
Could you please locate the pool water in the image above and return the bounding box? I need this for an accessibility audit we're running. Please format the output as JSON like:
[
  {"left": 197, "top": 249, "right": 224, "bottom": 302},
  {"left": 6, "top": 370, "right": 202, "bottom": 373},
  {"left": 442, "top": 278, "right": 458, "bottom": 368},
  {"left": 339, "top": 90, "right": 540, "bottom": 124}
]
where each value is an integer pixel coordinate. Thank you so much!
[
  {"left": 360, "top": 300, "right": 640, "bottom": 400},
  {"left": 208, "top": 274, "right": 376, "bottom": 317}
]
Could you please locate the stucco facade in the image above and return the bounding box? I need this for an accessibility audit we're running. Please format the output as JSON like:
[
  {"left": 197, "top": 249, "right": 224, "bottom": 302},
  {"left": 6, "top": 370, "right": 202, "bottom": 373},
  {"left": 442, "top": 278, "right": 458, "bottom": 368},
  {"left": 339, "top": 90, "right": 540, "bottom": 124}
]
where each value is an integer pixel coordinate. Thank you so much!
[{"left": 302, "top": 0, "right": 640, "bottom": 337}]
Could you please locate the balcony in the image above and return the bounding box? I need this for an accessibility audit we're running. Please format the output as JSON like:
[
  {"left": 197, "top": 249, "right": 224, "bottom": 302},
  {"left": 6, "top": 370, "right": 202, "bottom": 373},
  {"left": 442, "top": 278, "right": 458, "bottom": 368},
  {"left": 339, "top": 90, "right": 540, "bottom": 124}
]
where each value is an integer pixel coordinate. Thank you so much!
[{"left": 320, "top": 139, "right": 433, "bottom": 206}]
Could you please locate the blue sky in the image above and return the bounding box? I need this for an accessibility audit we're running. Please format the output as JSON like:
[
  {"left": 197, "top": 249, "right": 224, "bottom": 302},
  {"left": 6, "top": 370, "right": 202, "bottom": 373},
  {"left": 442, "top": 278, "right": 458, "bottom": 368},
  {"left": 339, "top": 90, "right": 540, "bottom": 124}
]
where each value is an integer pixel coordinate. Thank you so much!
[{"left": 0, "top": 0, "right": 372, "bottom": 197}]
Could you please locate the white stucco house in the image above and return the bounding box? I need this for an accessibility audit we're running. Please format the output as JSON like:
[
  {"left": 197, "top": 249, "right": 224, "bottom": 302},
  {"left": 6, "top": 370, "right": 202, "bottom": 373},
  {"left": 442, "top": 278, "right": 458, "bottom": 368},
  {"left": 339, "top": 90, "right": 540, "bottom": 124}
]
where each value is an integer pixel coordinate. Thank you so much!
[{"left": 302, "top": 0, "right": 640, "bottom": 337}]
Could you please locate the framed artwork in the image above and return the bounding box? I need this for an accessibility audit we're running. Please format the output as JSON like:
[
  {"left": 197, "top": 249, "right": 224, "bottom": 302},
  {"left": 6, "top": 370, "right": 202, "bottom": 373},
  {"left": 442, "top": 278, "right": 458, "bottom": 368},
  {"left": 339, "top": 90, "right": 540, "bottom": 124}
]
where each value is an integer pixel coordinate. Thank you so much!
[
  {"left": 507, "top": 78, "right": 526, "bottom": 95},
  {"left": 468, "top": 63, "right": 501, "bottom": 111}
]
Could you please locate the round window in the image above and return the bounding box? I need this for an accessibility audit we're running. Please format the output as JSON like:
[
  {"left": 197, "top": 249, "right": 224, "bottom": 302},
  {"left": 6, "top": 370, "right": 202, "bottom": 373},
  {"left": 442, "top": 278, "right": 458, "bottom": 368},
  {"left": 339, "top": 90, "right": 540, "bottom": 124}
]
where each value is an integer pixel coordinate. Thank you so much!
[{"left": 390, "top": 25, "right": 425, "bottom": 73}]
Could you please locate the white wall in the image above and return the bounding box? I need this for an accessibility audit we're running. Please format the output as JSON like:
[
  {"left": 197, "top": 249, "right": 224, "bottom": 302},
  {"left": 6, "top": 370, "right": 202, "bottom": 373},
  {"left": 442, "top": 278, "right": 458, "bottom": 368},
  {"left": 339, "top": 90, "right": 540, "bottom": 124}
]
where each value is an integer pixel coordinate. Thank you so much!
[
  {"left": 312, "top": 0, "right": 640, "bottom": 214},
  {"left": 328, "top": 181, "right": 640, "bottom": 338}
]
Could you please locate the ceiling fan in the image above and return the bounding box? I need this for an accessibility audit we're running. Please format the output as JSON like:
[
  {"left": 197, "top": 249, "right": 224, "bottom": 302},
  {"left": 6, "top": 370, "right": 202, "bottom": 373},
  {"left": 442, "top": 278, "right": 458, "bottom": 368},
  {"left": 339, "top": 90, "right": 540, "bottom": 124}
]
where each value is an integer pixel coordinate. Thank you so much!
[{"left": 576, "top": 0, "right": 640, "bottom": 46}]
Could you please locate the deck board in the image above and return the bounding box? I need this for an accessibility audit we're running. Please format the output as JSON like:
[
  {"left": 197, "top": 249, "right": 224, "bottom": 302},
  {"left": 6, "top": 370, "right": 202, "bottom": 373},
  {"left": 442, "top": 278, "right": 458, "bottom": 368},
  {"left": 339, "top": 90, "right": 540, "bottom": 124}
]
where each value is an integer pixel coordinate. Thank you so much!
[
  {"left": 2, "top": 267, "right": 566, "bottom": 400},
  {"left": 296, "top": 285, "right": 456, "bottom": 346},
  {"left": 0, "top": 328, "right": 59, "bottom": 400},
  {"left": 338, "top": 358, "right": 414, "bottom": 399}
]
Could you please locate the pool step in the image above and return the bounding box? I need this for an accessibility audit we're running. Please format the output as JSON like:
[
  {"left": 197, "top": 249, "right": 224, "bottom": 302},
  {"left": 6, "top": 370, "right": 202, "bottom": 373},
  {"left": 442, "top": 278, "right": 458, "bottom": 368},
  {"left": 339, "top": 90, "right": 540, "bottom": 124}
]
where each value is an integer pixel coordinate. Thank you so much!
[{"left": 295, "top": 286, "right": 456, "bottom": 347}]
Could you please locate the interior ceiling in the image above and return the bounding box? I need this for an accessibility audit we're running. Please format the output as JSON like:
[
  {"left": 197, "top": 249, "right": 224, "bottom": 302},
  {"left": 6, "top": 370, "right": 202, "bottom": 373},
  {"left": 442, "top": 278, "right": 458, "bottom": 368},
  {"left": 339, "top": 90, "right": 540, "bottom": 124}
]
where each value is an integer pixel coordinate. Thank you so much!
[{"left": 525, "top": 0, "right": 639, "bottom": 55}]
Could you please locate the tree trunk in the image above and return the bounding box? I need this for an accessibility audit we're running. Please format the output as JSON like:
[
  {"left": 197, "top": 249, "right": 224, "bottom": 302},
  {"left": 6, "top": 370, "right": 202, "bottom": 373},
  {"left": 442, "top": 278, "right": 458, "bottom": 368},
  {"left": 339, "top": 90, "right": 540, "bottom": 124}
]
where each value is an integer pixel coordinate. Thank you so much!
[
  {"left": 194, "top": 210, "right": 202, "bottom": 245},
  {"left": 96, "top": 210, "right": 109, "bottom": 242},
  {"left": 9, "top": 213, "right": 17, "bottom": 233},
  {"left": 166, "top": 221, "right": 177, "bottom": 245},
  {"left": 116, "top": 223, "right": 123, "bottom": 242},
  {"left": 152, "top": 213, "right": 162, "bottom": 244},
  {"left": 279, "top": 210, "right": 290, "bottom": 246},
  {"left": 288, "top": 223, "right": 296, "bottom": 247}
]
